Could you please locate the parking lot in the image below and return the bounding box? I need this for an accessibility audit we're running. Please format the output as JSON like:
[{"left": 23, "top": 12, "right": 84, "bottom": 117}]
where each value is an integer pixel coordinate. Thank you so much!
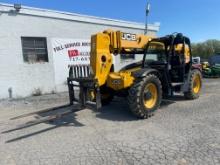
[{"left": 0, "top": 79, "right": 219, "bottom": 165}]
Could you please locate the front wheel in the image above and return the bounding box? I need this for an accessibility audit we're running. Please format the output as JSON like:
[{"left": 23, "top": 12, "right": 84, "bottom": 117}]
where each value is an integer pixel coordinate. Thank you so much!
[
  {"left": 184, "top": 69, "right": 202, "bottom": 99},
  {"left": 127, "top": 74, "right": 162, "bottom": 119}
]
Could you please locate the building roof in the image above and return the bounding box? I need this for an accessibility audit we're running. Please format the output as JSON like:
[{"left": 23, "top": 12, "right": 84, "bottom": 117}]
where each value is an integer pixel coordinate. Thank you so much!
[{"left": 0, "top": 3, "right": 160, "bottom": 31}]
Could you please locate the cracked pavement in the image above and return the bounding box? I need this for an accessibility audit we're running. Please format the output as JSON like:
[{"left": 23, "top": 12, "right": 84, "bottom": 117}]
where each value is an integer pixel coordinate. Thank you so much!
[{"left": 0, "top": 79, "right": 219, "bottom": 165}]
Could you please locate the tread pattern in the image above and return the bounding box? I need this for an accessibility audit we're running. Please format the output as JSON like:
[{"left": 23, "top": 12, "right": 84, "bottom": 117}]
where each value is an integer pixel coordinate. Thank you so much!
[
  {"left": 127, "top": 74, "right": 162, "bottom": 119},
  {"left": 184, "top": 69, "right": 202, "bottom": 100}
]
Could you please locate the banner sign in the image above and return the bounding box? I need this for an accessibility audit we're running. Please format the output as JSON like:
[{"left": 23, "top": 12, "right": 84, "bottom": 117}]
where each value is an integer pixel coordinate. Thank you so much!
[
  {"left": 52, "top": 38, "right": 90, "bottom": 89},
  {"left": 52, "top": 38, "right": 91, "bottom": 65}
]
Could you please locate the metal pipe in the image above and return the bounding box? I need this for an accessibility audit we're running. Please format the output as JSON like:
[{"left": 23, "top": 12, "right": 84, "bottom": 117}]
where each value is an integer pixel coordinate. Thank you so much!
[{"left": 145, "top": 2, "right": 151, "bottom": 35}]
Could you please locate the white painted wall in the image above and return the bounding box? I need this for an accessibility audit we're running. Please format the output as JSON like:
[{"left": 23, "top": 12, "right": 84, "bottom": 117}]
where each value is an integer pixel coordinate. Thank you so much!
[{"left": 0, "top": 4, "right": 159, "bottom": 99}]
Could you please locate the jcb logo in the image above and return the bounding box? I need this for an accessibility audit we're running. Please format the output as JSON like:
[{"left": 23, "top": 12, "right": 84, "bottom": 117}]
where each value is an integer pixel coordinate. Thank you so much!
[{"left": 121, "top": 33, "right": 137, "bottom": 41}]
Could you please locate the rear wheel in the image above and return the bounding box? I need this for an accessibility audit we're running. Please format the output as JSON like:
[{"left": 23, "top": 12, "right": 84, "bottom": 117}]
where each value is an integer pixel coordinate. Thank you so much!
[
  {"left": 127, "top": 74, "right": 162, "bottom": 119},
  {"left": 184, "top": 69, "right": 202, "bottom": 99}
]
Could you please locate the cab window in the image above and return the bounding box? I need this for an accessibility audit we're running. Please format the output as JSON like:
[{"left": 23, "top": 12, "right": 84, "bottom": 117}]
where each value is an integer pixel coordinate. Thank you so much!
[{"left": 145, "top": 42, "right": 166, "bottom": 64}]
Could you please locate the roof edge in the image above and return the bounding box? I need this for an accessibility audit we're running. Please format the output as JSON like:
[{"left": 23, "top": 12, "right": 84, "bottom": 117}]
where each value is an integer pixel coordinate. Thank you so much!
[{"left": 0, "top": 3, "right": 160, "bottom": 31}]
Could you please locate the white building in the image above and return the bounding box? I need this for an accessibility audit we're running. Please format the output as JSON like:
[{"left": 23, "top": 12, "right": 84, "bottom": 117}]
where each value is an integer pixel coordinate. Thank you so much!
[{"left": 0, "top": 3, "right": 160, "bottom": 99}]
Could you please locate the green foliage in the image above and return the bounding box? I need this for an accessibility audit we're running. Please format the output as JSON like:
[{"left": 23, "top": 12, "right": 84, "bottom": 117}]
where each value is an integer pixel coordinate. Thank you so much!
[{"left": 192, "top": 40, "right": 220, "bottom": 59}]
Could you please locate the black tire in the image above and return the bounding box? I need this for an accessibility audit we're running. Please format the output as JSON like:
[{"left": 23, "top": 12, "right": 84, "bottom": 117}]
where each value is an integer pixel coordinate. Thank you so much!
[
  {"left": 127, "top": 74, "right": 162, "bottom": 119},
  {"left": 184, "top": 69, "right": 202, "bottom": 100}
]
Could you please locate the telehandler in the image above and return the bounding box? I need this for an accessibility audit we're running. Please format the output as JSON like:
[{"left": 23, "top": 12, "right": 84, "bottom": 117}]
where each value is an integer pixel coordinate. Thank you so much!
[
  {"left": 67, "top": 30, "right": 202, "bottom": 118},
  {"left": 5, "top": 6, "right": 202, "bottom": 134},
  {"left": 6, "top": 31, "right": 202, "bottom": 134},
  {"left": 6, "top": 31, "right": 202, "bottom": 133}
]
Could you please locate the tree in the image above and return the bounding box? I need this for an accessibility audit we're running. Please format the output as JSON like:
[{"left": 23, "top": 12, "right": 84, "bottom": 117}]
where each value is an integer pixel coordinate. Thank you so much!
[{"left": 191, "top": 39, "right": 220, "bottom": 59}]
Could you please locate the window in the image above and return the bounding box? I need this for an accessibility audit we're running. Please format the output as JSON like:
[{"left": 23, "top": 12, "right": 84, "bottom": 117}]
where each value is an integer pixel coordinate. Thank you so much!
[
  {"left": 21, "top": 37, "right": 48, "bottom": 63},
  {"left": 120, "top": 54, "right": 135, "bottom": 62},
  {"left": 145, "top": 42, "right": 166, "bottom": 64}
]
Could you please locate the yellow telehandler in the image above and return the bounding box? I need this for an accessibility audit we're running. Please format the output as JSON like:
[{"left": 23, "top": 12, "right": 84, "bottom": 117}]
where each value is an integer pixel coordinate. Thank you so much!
[
  {"left": 7, "top": 31, "right": 202, "bottom": 133},
  {"left": 67, "top": 30, "right": 202, "bottom": 118}
]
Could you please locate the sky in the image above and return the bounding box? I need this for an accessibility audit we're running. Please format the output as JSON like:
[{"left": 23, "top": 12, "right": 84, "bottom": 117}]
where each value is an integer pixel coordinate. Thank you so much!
[{"left": 0, "top": 0, "right": 219, "bottom": 43}]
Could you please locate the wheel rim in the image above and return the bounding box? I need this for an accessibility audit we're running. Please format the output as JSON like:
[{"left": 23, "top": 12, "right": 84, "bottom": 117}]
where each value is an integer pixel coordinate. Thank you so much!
[
  {"left": 193, "top": 74, "right": 201, "bottom": 94},
  {"left": 143, "top": 83, "right": 158, "bottom": 109}
]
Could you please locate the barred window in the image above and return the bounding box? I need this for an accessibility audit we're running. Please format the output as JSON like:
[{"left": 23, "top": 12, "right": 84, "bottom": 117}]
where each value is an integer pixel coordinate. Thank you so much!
[{"left": 21, "top": 37, "right": 48, "bottom": 63}]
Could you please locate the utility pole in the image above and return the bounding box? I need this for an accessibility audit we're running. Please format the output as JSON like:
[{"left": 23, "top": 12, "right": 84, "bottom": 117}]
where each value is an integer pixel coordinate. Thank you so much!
[{"left": 145, "top": 2, "right": 151, "bottom": 35}]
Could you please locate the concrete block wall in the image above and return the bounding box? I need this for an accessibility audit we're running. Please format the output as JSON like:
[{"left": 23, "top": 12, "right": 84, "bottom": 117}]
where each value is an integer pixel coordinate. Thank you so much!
[{"left": 0, "top": 4, "right": 159, "bottom": 99}]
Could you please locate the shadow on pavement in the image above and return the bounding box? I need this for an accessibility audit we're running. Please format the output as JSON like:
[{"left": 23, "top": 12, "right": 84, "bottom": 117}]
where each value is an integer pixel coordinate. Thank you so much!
[
  {"left": 96, "top": 100, "right": 137, "bottom": 122},
  {"left": 5, "top": 123, "right": 69, "bottom": 143},
  {"left": 2, "top": 105, "right": 85, "bottom": 143},
  {"left": 95, "top": 95, "right": 184, "bottom": 121},
  {"left": 3, "top": 95, "right": 185, "bottom": 143}
]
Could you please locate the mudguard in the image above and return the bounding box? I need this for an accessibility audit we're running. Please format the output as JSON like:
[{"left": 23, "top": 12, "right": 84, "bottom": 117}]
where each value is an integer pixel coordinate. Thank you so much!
[
  {"left": 132, "top": 68, "right": 160, "bottom": 78},
  {"left": 120, "top": 61, "right": 142, "bottom": 71}
]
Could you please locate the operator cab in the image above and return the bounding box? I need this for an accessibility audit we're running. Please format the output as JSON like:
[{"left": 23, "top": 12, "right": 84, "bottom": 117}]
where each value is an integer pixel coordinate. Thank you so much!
[{"left": 143, "top": 33, "right": 192, "bottom": 83}]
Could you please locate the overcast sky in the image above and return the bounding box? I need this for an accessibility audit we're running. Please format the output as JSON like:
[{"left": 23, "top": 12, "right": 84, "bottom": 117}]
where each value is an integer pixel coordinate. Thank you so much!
[{"left": 1, "top": 0, "right": 219, "bottom": 43}]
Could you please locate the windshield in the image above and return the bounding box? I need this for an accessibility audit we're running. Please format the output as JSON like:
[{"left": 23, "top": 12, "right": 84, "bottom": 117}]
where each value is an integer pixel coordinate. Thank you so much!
[{"left": 145, "top": 42, "right": 166, "bottom": 64}]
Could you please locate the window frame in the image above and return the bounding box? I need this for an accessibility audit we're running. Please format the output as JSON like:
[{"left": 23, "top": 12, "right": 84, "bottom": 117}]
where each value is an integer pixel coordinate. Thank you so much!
[{"left": 21, "top": 37, "right": 49, "bottom": 63}]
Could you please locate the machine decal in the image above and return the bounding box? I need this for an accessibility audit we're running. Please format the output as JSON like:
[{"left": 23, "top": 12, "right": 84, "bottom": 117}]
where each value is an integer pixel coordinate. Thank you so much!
[{"left": 121, "top": 33, "right": 137, "bottom": 41}]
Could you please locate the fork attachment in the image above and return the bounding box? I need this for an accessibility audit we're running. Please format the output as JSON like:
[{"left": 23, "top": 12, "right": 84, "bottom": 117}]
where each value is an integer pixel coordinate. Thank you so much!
[{"left": 67, "top": 65, "right": 102, "bottom": 110}]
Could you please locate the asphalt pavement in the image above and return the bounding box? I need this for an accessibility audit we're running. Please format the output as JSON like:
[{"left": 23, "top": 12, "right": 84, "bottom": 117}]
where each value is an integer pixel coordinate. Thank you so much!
[{"left": 0, "top": 79, "right": 219, "bottom": 165}]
